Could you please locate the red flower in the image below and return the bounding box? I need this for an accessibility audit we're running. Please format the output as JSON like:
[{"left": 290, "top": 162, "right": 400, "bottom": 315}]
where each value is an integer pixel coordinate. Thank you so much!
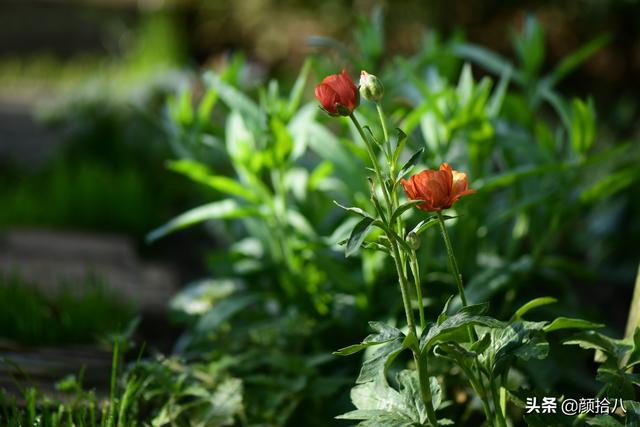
[
  {"left": 401, "top": 163, "right": 476, "bottom": 212},
  {"left": 314, "top": 69, "right": 359, "bottom": 116}
]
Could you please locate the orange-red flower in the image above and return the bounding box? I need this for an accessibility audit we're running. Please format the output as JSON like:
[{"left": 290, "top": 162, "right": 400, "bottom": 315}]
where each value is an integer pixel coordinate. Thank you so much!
[
  {"left": 401, "top": 163, "right": 476, "bottom": 212},
  {"left": 314, "top": 69, "right": 359, "bottom": 116}
]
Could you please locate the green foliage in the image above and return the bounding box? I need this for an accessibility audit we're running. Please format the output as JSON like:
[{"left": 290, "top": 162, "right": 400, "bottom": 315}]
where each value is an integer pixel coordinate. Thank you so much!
[
  {"left": 7, "top": 8, "right": 637, "bottom": 427},
  {"left": 0, "top": 274, "right": 133, "bottom": 345}
]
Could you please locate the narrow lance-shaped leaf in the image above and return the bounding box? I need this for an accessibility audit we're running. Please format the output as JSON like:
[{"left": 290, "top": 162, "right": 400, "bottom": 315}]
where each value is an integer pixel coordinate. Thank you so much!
[
  {"left": 146, "top": 200, "right": 256, "bottom": 243},
  {"left": 334, "top": 201, "right": 375, "bottom": 219},
  {"left": 391, "top": 128, "right": 408, "bottom": 167},
  {"left": 346, "top": 217, "right": 375, "bottom": 257},
  {"left": 543, "top": 317, "right": 604, "bottom": 333},
  {"left": 396, "top": 148, "right": 424, "bottom": 182},
  {"left": 286, "top": 58, "right": 311, "bottom": 118},
  {"left": 389, "top": 200, "right": 422, "bottom": 225},
  {"left": 167, "top": 159, "right": 259, "bottom": 202},
  {"left": 510, "top": 297, "right": 557, "bottom": 322}
]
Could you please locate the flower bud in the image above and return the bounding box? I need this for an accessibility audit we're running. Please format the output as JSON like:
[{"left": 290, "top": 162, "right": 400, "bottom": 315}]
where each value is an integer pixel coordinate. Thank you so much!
[
  {"left": 406, "top": 231, "right": 421, "bottom": 250},
  {"left": 315, "top": 69, "right": 359, "bottom": 116},
  {"left": 359, "top": 70, "right": 384, "bottom": 102}
]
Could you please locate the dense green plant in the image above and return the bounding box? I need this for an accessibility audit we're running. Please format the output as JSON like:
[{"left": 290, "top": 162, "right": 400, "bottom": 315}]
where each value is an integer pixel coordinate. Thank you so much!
[
  {"left": 0, "top": 274, "right": 133, "bottom": 345},
  {"left": 0, "top": 337, "right": 143, "bottom": 427},
  {"left": 138, "top": 10, "right": 640, "bottom": 426},
  {"left": 5, "top": 9, "right": 638, "bottom": 427}
]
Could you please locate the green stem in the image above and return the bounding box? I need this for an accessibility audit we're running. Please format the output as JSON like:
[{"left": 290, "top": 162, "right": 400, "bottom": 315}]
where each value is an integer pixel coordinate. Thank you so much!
[
  {"left": 490, "top": 380, "right": 508, "bottom": 427},
  {"left": 409, "top": 250, "right": 427, "bottom": 331},
  {"left": 350, "top": 113, "right": 393, "bottom": 216},
  {"left": 460, "top": 364, "right": 494, "bottom": 426},
  {"left": 352, "top": 108, "right": 438, "bottom": 425},
  {"left": 437, "top": 212, "right": 502, "bottom": 425},
  {"left": 376, "top": 103, "right": 391, "bottom": 159},
  {"left": 437, "top": 212, "right": 468, "bottom": 307},
  {"left": 415, "top": 351, "right": 439, "bottom": 427},
  {"left": 390, "top": 243, "right": 417, "bottom": 332}
]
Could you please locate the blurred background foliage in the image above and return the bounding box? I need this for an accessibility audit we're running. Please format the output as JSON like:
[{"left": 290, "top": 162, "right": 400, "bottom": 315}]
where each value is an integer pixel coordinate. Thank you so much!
[{"left": 1, "top": 0, "right": 640, "bottom": 426}]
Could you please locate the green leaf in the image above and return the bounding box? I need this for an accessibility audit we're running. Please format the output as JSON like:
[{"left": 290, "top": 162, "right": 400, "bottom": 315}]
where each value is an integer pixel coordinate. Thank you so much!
[
  {"left": 510, "top": 297, "right": 557, "bottom": 321},
  {"left": 587, "top": 415, "right": 625, "bottom": 427},
  {"left": 580, "top": 167, "right": 640, "bottom": 204},
  {"left": 397, "top": 370, "right": 441, "bottom": 423},
  {"left": 196, "top": 294, "right": 258, "bottom": 333},
  {"left": 596, "top": 368, "right": 640, "bottom": 399},
  {"left": 546, "top": 34, "right": 611, "bottom": 87},
  {"left": 202, "top": 378, "right": 244, "bottom": 425},
  {"left": 286, "top": 58, "right": 311, "bottom": 118},
  {"left": 437, "top": 295, "right": 455, "bottom": 325},
  {"left": 333, "top": 201, "right": 375, "bottom": 219},
  {"left": 409, "top": 215, "right": 456, "bottom": 237},
  {"left": 338, "top": 377, "right": 422, "bottom": 426},
  {"left": 334, "top": 322, "right": 403, "bottom": 356},
  {"left": 390, "top": 200, "right": 422, "bottom": 224},
  {"left": 421, "top": 309, "right": 504, "bottom": 352},
  {"left": 543, "top": 317, "right": 605, "bottom": 333},
  {"left": 167, "top": 159, "right": 259, "bottom": 202},
  {"left": 625, "top": 328, "right": 640, "bottom": 368},
  {"left": 363, "top": 125, "right": 383, "bottom": 150},
  {"left": 482, "top": 321, "right": 549, "bottom": 377},
  {"left": 452, "top": 42, "right": 524, "bottom": 84},
  {"left": 146, "top": 200, "right": 257, "bottom": 242},
  {"left": 203, "top": 72, "right": 264, "bottom": 130},
  {"left": 346, "top": 217, "right": 376, "bottom": 257},
  {"left": 357, "top": 338, "right": 406, "bottom": 384},
  {"left": 397, "top": 148, "right": 424, "bottom": 181},
  {"left": 434, "top": 341, "right": 477, "bottom": 362},
  {"left": 271, "top": 117, "right": 294, "bottom": 164},
  {"left": 470, "top": 332, "right": 492, "bottom": 355},
  {"left": 487, "top": 66, "right": 512, "bottom": 117},
  {"left": 196, "top": 87, "right": 219, "bottom": 128},
  {"left": 456, "top": 63, "right": 474, "bottom": 107},
  {"left": 513, "top": 14, "right": 546, "bottom": 76},
  {"left": 391, "top": 128, "right": 408, "bottom": 167},
  {"left": 563, "top": 331, "right": 631, "bottom": 366},
  {"left": 570, "top": 97, "right": 597, "bottom": 155}
]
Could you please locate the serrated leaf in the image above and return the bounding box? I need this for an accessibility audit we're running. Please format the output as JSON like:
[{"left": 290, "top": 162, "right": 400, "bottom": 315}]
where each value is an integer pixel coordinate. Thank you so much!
[
  {"left": 334, "top": 322, "right": 403, "bottom": 356},
  {"left": 398, "top": 370, "right": 427, "bottom": 423},
  {"left": 482, "top": 321, "right": 549, "bottom": 377},
  {"left": 421, "top": 310, "right": 504, "bottom": 352},
  {"left": 357, "top": 338, "right": 405, "bottom": 384}
]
